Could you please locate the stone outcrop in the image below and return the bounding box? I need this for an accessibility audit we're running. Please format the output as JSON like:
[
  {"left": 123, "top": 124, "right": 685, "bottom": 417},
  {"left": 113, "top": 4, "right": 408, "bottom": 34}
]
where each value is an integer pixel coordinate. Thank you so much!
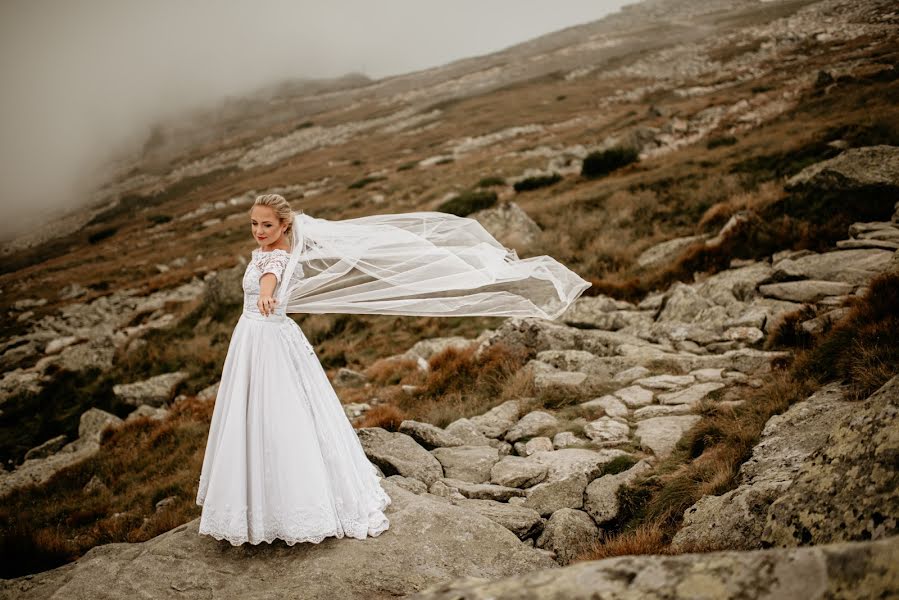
[
  {"left": 673, "top": 376, "right": 898, "bottom": 552},
  {"left": 408, "top": 536, "right": 899, "bottom": 600},
  {"left": 0, "top": 408, "right": 123, "bottom": 498},
  {"left": 1, "top": 480, "right": 558, "bottom": 600}
]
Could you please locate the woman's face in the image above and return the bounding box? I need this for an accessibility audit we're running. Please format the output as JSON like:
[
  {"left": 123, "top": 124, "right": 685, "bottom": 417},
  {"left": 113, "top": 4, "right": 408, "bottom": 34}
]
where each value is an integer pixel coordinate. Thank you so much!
[{"left": 250, "top": 205, "right": 286, "bottom": 247}]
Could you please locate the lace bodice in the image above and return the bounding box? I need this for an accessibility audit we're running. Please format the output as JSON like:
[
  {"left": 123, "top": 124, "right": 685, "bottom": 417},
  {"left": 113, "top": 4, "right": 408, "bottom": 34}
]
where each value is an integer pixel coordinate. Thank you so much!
[{"left": 242, "top": 248, "right": 303, "bottom": 316}]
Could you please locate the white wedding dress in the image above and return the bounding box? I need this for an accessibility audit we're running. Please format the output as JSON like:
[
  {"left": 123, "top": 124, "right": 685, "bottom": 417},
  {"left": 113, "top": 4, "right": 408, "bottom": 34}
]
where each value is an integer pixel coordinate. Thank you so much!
[{"left": 195, "top": 247, "right": 391, "bottom": 546}]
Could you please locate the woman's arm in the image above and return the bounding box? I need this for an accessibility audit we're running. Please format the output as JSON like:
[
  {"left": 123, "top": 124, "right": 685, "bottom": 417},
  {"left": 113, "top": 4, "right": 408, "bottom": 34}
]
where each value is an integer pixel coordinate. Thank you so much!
[{"left": 258, "top": 273, "right": 278, "bottom": 316}]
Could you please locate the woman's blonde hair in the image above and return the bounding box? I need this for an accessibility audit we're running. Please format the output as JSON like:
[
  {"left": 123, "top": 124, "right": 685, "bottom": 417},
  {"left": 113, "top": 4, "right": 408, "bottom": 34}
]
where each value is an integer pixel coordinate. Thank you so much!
[{"left": 249, "top": 193, "right": 295, "bottom": 246}]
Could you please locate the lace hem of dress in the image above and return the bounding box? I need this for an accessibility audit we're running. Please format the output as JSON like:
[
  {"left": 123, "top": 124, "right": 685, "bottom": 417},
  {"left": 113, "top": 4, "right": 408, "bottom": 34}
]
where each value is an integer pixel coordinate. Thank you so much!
[{"left": 195, "top": 480, "right": 391, "bottom": 546}]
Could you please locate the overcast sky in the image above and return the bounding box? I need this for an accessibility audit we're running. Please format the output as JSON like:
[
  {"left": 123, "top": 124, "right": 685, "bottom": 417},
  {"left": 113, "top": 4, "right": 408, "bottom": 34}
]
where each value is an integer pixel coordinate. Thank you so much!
[{"left": 0, "top": 0, "right": 634, "bottom": 242}]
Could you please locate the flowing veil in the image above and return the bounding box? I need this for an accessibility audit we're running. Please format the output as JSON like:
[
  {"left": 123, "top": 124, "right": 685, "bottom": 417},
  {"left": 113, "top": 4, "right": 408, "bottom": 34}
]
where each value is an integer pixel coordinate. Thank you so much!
[{"left": 274, "top": 210, "right": 591, "bottom": 320}]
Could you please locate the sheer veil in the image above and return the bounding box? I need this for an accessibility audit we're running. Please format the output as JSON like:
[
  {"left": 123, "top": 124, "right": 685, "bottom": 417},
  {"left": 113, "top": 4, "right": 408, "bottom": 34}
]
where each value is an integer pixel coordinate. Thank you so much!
[{"left": 274, "top": 210, "right": 591, "bottom": 320}]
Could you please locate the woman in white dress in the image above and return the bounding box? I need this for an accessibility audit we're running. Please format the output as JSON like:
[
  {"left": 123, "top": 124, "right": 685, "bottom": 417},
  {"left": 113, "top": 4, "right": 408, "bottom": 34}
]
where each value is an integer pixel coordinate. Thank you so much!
[
  {"left": 195, "top": 193, "right": 591, "bottom": 546},
  {"left": 195, "top": 194, "right": 391, "bottom": 546}
]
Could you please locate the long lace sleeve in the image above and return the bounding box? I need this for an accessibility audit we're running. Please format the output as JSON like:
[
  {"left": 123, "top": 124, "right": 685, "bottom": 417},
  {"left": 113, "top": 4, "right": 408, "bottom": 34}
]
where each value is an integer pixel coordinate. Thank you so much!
[{"left": 257, "top": 250, "right": 290, "bottom": 284}]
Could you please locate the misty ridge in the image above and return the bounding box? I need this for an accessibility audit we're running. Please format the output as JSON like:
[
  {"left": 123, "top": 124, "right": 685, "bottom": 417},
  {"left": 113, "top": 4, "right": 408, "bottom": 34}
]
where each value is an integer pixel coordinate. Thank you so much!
[
  {"left": 1, "top": 0, "right": 898, "bottom": 597},
  {"left": 0, "top": 0, "right": 634, "bottom": 246}
]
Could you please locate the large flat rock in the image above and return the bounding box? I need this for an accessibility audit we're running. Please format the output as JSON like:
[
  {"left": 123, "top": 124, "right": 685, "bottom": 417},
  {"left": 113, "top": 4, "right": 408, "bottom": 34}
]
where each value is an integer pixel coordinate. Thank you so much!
[{"left": 1, "top": 480, "right": 557, "bottom": 600}]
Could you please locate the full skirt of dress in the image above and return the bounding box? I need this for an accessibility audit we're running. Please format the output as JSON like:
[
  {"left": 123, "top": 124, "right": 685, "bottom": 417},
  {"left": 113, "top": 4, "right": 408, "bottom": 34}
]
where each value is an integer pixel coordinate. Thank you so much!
[{"left": 195, "top": 309, "right": 391, "bottom": 546}]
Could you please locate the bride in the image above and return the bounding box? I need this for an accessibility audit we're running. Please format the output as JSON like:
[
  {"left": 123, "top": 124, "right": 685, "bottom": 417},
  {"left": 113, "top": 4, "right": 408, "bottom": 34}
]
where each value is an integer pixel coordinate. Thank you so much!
[{"left": 195, "top": 193, "right": 590, "bottom": 546}]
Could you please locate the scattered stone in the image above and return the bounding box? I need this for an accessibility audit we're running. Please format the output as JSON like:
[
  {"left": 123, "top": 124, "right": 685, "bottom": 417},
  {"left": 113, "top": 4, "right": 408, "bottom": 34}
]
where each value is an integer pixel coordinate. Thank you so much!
[
  {"left": 583, "top": 417, "right": 630, "bottom": 446},
  {"left": 125, "top": 405, "right": 169, "bottom": 422},
  {"left": 505, "top": 411, "right": 559, "bottom": 443},
  {"left": 357, "top": 428, "right": 444, "bottom": 486},
  {"left": 633, "top": 374, "right": 695, "bottom": 390},
  {"left": 612, "top": 386, "right": 654, "bottom": 408},
  {"left": 522, "top": 472, "right": 588, "bottom": 516},
  {"left": 657, "top": 381, "right": 726, "bottom": 405},
  {"left": 536, "top": 508, "right": 601, "bottom": 565},
  {"left": 399, "top": 420, "right": 466, "bottom": 449},
  {"left": 579, "top": 395, "right": 629, "bottom": 418},
  {"left": 634, "top": 415, "right": 701, "bottom": 458},
  {"left": 491, "top": 455, "right": 549, "bottom": 488},
  {"left": 112, "top": 371, "right": 189, "bottom": 408},
  {"left": 332, "top": 367, "right": 369, "bottom": 388},
  {"left": 584, "top": 459, "right": 653, "bottom": 525}
]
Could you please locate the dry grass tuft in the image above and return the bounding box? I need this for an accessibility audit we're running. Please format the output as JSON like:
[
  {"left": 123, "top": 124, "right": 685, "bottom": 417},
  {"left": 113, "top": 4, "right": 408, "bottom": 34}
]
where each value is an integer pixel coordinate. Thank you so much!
[{"left": 355, "top": 403, "right": 407, "bottom": 430}]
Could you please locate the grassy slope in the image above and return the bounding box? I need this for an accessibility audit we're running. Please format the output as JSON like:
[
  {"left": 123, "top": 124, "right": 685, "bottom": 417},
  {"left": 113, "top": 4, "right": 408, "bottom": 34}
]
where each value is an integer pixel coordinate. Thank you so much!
[{"left": 1, "top": 9, "right": 898, "bottom": 578}]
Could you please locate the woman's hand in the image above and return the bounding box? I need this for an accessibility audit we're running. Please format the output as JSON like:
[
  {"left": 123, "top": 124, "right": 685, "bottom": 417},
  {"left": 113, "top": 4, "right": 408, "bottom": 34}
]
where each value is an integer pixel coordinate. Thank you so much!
[{"left": 258, "top": 294, "right": 278, "bottom": 316}]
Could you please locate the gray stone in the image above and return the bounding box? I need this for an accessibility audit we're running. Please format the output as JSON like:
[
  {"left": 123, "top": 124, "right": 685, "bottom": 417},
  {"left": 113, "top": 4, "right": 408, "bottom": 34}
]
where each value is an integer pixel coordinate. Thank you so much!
[
  {"left": 758, "top": 280, "right": 855, "bottom": 302},
  {"left": 357, "top": 428, "right": 444, "bottom": 486},
  {"left": 112, "top": 371, "right": 189, "bottom": 408},
  {"left": 438, "top": 477, "right": 526, "bottom": 502},
  {"left": 3, "top": 480, "right": 559, "bottom": 600},
  {"left": 470, "top": 201, "right": 542, "bottom": 251},
  {"left": 772, "top": 248, "right": 893, "bottom": 285},
  {"left": 582, "top": 417, "right": 629, "bottom": 446},
  {"left": 785, "top": 144, "right": 899, "bottom": 192},
  {"left": 584, "top": 460, "right": 653, "bottom": 525},
  {"left": 634, "top": 415, "right": 701, "bottom": 458},
  {"left": 525, "top": 448, "right": 630, "bottom": 483},
  {"left": 125, "top": 404, "right": 169, "bottom": 422},
  {"left": 399, "top": 420, "right": 466, "bottom": 449},
  {"left": 505, "top": 411, "right": 559, "bottom": 443},
  {"left": 657, "top": 381, "right": 725, "bottom": 405},
  {"left": 535, "top": 508, "right": 601, "bottom": 565},
  {"left": 449, "top": 496, "right": 544, "bottom": 539},
  {"left": 431, "top": 446, "right": 500, "bottom": 483},
  {"left": 633, "top": 374, "right": 695, "bottom": 390},
  {"left": 632, "top": 404, "right": 694, "bottom": 420},
  {"left": 763, "top": 375, "right": 899, "bottom": 547},
  {"left": 637, "top": 234, "right": 708, "bottom": 269},
  {"left": 611, "top": 366, "right": 651, "bottom": 384},
  {"left": 408, "top": 536, "right": 899, "bottom": 600},
  {"left": 579, "top": 395, "right": 629, "bottom": 418},
  {"left": 23, "top": 434, "right": 68, "bottom": 460},
  {"left": 612, "top": 385, "right": 654, "bottom": 408},
  {"left": 491, "top": 455, "right": 548, "bottom": 488},
  {"left": 332, "top": 367, "right": 369, "bottom": 388},
  {"left": 522, "top": 472, "right": 588, "bottom": 516},
  {"left": 469, "top": 399, "right": 521, "bottom": 439},
  {"left": 672, "top": 382, "right": 854, "bottom": 551}
]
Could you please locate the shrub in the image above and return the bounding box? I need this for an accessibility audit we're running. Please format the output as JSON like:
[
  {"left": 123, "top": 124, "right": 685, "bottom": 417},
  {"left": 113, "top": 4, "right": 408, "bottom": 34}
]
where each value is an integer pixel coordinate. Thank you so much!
[
  {"left": 147, "top": 214, "right": 172, "bottom": 225},
  {"left": 88, "top": 227, "right": 117, "bottom": 244},
  {"left": 581, "top": 147, "right": 639, "bottom": 178},
  {"left": 437, "top": 190, "right": 497, "bottom": 217},
  {"left": 477, "top": 176, "right": 506, "bottom": 188},
  {"left": 347, "top": 176, "right": 386, "bottom": 190},
  {"left": 513, "top": 173, "right": 562, "bottom": 192},
  {"left": 706, "top": 135, "right": 737, "bottom": 149}
]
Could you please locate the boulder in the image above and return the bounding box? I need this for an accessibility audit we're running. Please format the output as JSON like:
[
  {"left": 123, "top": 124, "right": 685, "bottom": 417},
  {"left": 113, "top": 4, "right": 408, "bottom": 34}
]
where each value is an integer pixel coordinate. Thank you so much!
[
  {"left": 763, "top": 375, "right": 899, "bottom": 547},
  {"left": 535, "top": 508, "right": 602, "bottom": 565},
  {"left": 771, "top": 248, "right": 893, "bottom": 285},
  {"left": 448, "top": 497, "right": 544, "bottom": 539},
  {"left": 408, "top": 536, "right": 899, "bottom": 599},
  {"left": 357, "top": 428, "right": 444, "bottom": 486},
  {"left": 431, "top": 446, "right": 500, "bottom": 484},
  {"left": 785, "top": 144, "right": 899, "bottom": 192},
  {"left": 758, "top": 280, "right": 854, "bottom": 302},
  {"left": 398, "top": 420, "right": 466, "bottom": 449},
  {"left": 634, "top": 415, "right": 701, "bottom": 458},
  {"left": 470, "top": 201, "right": 542, "bottom": 251},
  {"left": 672, "top": 382, "right": 854, "bottom": 551},
  {"left": 112, "top": 371, "right": 189, "bottom": 408},
  {"left": 3, "top": 480, "right": 558, "bottom": 600}
]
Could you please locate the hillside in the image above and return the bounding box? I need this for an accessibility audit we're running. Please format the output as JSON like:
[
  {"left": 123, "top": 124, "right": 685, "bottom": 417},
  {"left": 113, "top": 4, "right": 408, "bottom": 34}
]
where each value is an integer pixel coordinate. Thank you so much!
[{"left": 1, "top": 0, "right": 897, "bottom": 596}]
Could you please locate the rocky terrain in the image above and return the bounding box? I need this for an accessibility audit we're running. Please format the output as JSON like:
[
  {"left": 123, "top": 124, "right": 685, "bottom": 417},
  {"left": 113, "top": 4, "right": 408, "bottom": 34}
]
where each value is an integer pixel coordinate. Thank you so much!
[{"left": 1, "top": 0, "right": 898, "bottom": 597}]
